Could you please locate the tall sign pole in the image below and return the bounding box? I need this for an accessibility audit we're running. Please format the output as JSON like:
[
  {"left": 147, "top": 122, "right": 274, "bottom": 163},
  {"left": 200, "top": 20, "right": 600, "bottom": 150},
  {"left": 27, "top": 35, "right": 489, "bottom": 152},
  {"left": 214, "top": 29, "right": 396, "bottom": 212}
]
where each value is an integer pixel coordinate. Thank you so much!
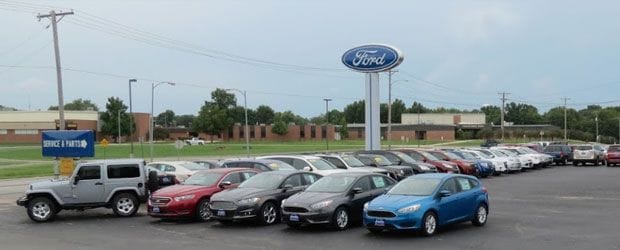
[
  {"left": 342, "top": 44, "right": 403, "bottom": 150},
  {"left": 37, "top": 10, "right": 73, "bottom": 131}
]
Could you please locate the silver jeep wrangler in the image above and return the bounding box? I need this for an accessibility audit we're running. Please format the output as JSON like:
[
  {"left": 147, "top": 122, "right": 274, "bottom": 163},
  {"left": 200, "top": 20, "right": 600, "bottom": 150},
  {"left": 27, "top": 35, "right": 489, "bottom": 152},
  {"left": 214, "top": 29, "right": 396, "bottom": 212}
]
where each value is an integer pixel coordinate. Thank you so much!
[{"left": 17, "top": 159, "right": 158, "bottom": 222}]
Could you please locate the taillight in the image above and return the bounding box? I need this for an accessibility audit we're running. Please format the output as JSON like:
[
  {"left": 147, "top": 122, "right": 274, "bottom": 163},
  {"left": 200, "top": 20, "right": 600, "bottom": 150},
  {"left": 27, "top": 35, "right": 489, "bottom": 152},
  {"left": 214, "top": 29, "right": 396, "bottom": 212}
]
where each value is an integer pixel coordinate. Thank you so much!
[{"left": 482, "top": 186, "right": 488, "bottom": 193}]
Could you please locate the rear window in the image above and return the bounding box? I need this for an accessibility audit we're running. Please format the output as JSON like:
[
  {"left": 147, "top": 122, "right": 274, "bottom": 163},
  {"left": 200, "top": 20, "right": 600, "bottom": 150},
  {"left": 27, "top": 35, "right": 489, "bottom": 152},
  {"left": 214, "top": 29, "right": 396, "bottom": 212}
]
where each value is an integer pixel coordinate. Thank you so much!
[
  {"left": 575, "top": 146, "right": 593, "bottom": 150},
  {"left": 181, "top": 162, "right": 206, "bottom": 170},
  {"left": 544, "top": 146, "right": 561, "bottom": 152},
  {"left": 608, "top": 146, "right": 620, "bottom": 152},
  {"left": 107, "top": 164, "right": 140, "bottom": 179}
]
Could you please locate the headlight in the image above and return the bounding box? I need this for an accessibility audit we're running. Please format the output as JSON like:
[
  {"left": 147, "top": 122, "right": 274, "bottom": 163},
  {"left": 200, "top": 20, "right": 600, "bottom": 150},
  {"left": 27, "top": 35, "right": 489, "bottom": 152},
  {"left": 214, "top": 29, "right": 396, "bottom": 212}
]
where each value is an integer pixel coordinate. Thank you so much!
[
  {"left": 397, "top": 204, "right": 421, "bottom": 214},
  {"left": 174, "top": 194, "right": 195, "bottom": 202},
  {"left": 363, "top": 202, "right": 369, "bottom": 211},
  {"left": 281, "top": 199, "right": 287, "bottom": 208},
  {"left": 237, "top": 197, "right": 260, "bottom": 205},
  {"left": 310, "top": 200, "right": 333, "bottom": 210}
]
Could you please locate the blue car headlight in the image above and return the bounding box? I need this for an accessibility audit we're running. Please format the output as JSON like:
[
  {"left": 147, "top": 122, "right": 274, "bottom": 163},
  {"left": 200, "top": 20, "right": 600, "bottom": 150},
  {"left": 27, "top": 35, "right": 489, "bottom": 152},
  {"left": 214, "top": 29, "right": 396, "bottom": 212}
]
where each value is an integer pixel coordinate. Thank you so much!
[
  {"left": 397, "top": 204, "right": 421, "bottom": 214},
  {"left": 363, "top": 202, "right": 369, "bottom": 212}
]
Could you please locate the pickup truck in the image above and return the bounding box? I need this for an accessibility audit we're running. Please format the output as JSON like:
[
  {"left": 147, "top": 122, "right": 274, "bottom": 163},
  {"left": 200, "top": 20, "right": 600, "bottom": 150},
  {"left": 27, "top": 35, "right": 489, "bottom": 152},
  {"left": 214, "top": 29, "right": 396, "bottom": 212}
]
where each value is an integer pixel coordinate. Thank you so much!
[{"left": 185, "top": 137, "right": 205, "bottom": 145}]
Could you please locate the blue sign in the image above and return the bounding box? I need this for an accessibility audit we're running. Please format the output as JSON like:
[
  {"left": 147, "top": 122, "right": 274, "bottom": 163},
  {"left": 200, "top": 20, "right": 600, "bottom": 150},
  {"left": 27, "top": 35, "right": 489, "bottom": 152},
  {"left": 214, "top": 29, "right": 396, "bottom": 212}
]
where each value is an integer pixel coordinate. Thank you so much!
[
  {"left": 42, "top": 130, "right": 95, "bottom": 157},
  {"left": 342, "top": 44, "right": 403, "bottom": 73}
]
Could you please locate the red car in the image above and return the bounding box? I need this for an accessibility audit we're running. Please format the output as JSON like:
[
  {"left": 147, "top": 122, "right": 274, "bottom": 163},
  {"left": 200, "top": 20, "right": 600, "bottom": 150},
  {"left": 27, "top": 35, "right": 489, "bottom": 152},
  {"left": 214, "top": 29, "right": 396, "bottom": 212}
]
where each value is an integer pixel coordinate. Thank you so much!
[
  {"left": 396, "top": 149, "right": 460, "bottom": 173},
  {"left": 606, "top": 145, "right": 620, "bottom": 166},
  {"left": 426, "top": 150, "right": 476, "bottom": 175},
  {"left": 148, "top": 168, "right": 260, "bottom": 221}
]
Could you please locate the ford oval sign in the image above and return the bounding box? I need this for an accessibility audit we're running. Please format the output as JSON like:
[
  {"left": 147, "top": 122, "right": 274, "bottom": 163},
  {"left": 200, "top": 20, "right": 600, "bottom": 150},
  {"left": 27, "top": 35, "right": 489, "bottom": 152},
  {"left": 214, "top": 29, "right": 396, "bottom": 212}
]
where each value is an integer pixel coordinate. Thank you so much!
[{"left": 341, "top": 44, "right": 403, "bottom": 73}]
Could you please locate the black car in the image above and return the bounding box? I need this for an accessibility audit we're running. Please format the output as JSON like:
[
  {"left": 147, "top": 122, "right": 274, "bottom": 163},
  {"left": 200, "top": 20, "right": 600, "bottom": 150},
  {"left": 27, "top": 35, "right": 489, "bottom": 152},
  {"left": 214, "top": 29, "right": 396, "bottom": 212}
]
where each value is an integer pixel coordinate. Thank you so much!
[
  {"left": 543, "top": 145, "right": 573, "bottom": 165},
  {"left": 221, "top": 159, "right": 296, "bottom": 171},
  {"left": 209, "top": 171, "right": 322, "bottom": 225},
  {"left": 281, "top": 172, "right": 396, "bottom": 230},
  {"left": 481, "top": 139, "right": 500, "bottom": 148},
  {"left": 356, "top": 150, "right": 437, "bottom": 174},
  {"left": 353, "top": 154, "right": 414, "bottom": 180}
]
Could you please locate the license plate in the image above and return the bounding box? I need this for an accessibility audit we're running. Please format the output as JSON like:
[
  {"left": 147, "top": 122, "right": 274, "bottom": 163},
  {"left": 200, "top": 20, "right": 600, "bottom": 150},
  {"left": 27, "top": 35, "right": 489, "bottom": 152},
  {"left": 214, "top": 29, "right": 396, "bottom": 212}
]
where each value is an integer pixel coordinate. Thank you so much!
[
  {"left": 162, "top": 177, "right": 170, "bottom": 183},
  {"left": 217, "top": 210, "right": 226, "bottom": 216},
  {"left": 152, "top": 207, "right": 160, "bottom": 213},
  {"left": 289, "top": 214, "right": 299, "bottom": 222},
  {"left": 374, "top": 220, "right": 385, "bottom": 227}
]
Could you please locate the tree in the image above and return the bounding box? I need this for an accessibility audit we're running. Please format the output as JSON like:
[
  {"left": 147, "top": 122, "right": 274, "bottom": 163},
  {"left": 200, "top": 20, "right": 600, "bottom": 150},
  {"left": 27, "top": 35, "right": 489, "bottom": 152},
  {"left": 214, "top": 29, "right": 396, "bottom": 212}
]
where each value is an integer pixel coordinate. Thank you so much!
[
  {"left": 255, "top": 105, "right": 275, "bottom": 124},
  {"left": 481, "top": 105, "right": 501, "bottom": 125},
  {"left": 100, "top": 97, "right": 131, "bottom": 141},
  {"left": 192, "top": 101, "right": 231, "bottom": 142},
  {"left": 152, "top": 127, "right": 170, "bottom": 140},
  {"left": 175, "top": 114, "right": 195, "bottom": 128},
  {"left": 408, "top": 101, "right": 428, "bottom": 114},
  {"left": 0, "top": 105, "right": 18, "bottom": 111},
  {"left": 271, "top": 119, "right": 289, "bottom": 140},
  {"left": 156, "top": 110, "right": 175, "bottom": 127},
  {"left": 274, "top": 111, "right": 307, "bottom": 125},
  {"left": 338, "top": 117, "right": 349, "bottom": 139},
  {"left": 212, "top": 88, "right": 237, "bottom": 109},
  {"left": 344, "top": 100, "right": 365, "bottom": 123},
  {"left": 49, "top": 98, "right": 99, "bottom": 111},
  {"left": 229, "top": 106, "right": 256, "bottom": 125},
  {"left": 504, "top": 102, "right": 542, "bottom": 125},
  {"left": 390, "top": 99, "right": 407, "bottom": 123}
]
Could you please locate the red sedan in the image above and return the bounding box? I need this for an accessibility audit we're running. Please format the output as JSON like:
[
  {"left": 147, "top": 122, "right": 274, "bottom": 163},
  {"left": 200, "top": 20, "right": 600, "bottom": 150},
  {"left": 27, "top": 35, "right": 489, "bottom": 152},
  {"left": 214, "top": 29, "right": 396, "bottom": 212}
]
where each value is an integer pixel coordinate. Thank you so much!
[
  {"left": 148, "top": 168, "right": 260, "bottom": 221},
  {"left": 396, "top": 149, "right": 460, "bottom": 173},
  {"left": 426, "top": 150, "right": 476, "bottom": 175},
  {"left": 606, "top": 145, "right": 620, "bottom": 166}
]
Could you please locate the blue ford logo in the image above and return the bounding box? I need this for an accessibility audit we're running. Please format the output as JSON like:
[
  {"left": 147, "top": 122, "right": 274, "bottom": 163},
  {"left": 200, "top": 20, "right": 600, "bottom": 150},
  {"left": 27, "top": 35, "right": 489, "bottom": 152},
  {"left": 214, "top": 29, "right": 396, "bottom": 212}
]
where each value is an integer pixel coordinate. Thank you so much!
[{"left": 342, "top": 44, "right": 403, "bottom": 73}]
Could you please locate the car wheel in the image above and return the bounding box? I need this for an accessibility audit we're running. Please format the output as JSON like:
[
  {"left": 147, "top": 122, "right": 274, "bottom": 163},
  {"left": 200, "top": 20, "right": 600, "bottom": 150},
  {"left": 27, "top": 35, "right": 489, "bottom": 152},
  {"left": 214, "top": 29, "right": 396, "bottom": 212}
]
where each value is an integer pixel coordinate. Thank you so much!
[
  {"left": 195, "top": 199, "right": 212, "bottom": 222},
  {"left": 367, "top": 228, "right": 383, "bottom": 234},
  {"left": 331, "top": 206, "right": 350, "bottom": 230},
  {"left": 27, "top": 197, "right": 56, "bottom": 223},
  {"left": 258, "top": 202, "right": 279, "bottom": 226},
  {"left": 112, "top": 193, "right": 139, "bottom": 217},
  {"left": 420, "top": 211, "right": 438, "bottom": 236},
  {"left": 472, "top": 204, "right": 488, "bottom": 226}
]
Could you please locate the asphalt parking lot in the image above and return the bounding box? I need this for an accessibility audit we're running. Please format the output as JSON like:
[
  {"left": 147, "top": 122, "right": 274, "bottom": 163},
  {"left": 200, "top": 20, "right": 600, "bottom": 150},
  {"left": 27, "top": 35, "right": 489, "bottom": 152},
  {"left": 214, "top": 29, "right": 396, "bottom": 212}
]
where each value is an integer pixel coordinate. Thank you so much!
[{"left": 1, "top": 166, "right": 619, "bottom": 250}]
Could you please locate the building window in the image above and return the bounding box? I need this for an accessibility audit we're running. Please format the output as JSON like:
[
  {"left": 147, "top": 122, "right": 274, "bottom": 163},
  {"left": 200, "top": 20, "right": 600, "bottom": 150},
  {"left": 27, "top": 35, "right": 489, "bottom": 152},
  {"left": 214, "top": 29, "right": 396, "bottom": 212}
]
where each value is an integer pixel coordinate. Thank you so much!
[
  {"left": 250, "top": 126, "right": 255, "bottom": 139},
  {"left": 415, "top": 131, "right": 426, "bottom": 140},
  {"left": 260, "top": 126, "right": 266, "bottom": 138},
  {"left": 15, "top": 129, "right": 38, "bottom": 135},
  {"left": 321, "top": 126, "right": 327, "bottom": 139},
  {"left": 0, "top": 129, "right": 7, "bottom": 135},
  {"left": 310, "top": 126, "right": 316, "bottom": 138},
  {"left": 300, "top": 127, "right": 305, "bottom": 138}
]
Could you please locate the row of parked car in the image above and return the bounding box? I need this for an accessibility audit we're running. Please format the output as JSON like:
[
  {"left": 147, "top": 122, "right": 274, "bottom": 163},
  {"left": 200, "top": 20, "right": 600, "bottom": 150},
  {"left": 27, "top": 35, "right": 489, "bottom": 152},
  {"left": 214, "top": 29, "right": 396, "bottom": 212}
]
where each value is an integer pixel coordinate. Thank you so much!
[{"left": 18, "top": 145, "right": 565, "bottom": 236}]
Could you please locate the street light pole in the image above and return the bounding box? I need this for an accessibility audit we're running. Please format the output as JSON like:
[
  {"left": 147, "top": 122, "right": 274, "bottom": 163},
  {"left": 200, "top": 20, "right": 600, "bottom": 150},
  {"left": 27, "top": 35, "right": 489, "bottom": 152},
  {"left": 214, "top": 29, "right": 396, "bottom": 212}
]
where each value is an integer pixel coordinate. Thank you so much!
[
  {"left": 562, "top": 97, "right": 570, "bottom": 141},
  {"left": 225, "top": 89, "right": 250, "bottom": 157},
  {"left": 323, "top": 98, "right": 332, "bottom": 152},
  {"left": 150, "top": 81, "right": 175, "bottom": 162},
  {"left": 128, "top": 79, "right": 137, "bottom": 158},
  {"left": 117, "top": 109, "right": 121, "bottom": 144},
  {"left": 595, "top": 112, "right": 599, "bottom": 143}
]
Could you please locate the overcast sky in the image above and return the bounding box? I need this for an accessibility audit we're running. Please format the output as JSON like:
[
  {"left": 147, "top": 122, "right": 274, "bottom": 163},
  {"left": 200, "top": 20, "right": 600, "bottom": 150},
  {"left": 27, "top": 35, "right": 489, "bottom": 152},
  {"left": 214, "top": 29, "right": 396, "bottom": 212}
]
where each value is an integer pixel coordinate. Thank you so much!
[{"left": 1, "top": 0, "right": 619, "bottom": 117}]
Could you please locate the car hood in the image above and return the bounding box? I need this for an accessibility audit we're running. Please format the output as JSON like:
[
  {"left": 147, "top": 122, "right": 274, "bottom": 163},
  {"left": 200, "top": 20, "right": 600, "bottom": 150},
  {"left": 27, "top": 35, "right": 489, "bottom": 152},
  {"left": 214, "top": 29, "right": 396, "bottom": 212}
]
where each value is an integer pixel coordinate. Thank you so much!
[
  {"left": 211, "top": 187, "right": 275, "bottom": 202},
  {"left": 152, "top": 184, "right": 216, "bottom": 197},
  {"left": 285, "top": 191, "right": 342, "bottom": 207},
  {"left": 368, "top": 194, "right": 433, "bottom": 211},
  {"left": 29, "top": 178, "right": 69, "bottom": 190}
]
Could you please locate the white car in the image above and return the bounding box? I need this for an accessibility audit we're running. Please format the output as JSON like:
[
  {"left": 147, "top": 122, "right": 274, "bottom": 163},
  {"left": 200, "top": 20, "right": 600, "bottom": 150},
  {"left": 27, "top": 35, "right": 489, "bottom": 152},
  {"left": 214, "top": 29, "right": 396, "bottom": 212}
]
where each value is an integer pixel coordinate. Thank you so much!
[
  {"left": 480, "top": 149, "right": 523, "bottom": 172},
  {"left": 146, "top": 161, "right": 207, "bottom": 181},
  {"left": 461, "top": 149, "right": 507, "bottom": 174},
  {"left": 258, "top": 155, "right": 347, "bottom": 176},
  {"left": 518, "top": 146, "right": 554, "bottom": 167},
  {"left": 493, "top": 147, "right": 534, "bottom": 170},
  {"left": 185, "top": 137, "right": 205, "bottom": 145}
]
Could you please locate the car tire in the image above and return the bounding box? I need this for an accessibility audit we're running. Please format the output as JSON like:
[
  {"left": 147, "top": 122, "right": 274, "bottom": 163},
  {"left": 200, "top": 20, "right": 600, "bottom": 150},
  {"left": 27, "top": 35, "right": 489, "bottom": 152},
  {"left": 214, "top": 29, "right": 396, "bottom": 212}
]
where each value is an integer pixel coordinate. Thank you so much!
[
  {"left": 257, "top": 202, "right": 279, "bottom": 226},
  {"left": 472, "top": 204, "right": 488, "bottom": 227},
  {"left": 195, "top": 198, "right": 212, "bottom": 222},
  {"left": 331, "top": 206, "right": 350, "bottom": 230},
  {"left": 420, "top": 211, "right": 438, "bottom": 237},
  {"left": 367, "top": 228, "right": 383, "bottom": 234},
  {"left": 112, "top": 192, "right": 139, "bottom": 217},
  {"left": 27, "top": 197, "right": 56, "bottom": 223}
]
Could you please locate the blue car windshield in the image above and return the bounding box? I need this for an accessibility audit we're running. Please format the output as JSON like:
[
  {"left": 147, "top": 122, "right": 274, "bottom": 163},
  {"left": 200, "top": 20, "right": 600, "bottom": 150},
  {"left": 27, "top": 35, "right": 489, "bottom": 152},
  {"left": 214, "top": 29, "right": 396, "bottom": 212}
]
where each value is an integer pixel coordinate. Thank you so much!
[{"left": 388, "top": 178, "right": 441, "bottom": 196}]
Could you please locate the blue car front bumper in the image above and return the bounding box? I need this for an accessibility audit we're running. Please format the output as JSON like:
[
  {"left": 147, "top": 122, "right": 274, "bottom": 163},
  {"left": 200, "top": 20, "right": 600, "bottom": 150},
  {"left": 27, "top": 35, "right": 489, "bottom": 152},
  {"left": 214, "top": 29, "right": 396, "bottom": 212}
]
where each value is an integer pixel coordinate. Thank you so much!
[{"left": 363, "top": 210, "right": 423, "bottom": 230}]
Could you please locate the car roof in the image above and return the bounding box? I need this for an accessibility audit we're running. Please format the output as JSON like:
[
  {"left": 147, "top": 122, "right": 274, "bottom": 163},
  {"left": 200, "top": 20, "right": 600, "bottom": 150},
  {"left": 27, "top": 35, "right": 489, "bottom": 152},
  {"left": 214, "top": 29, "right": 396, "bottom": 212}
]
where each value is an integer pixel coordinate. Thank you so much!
[
  {"left": 261, "top": 155, "right": 322, "bottom": 160},
  {"left": 325, "top": 171, "right": 380, "bottom": 178},
  {"left": 79, "top": 158, "right": 144, "bottom": 165},
  {"left": 148, "top": 161, "right": 194, "bottom": 164},
  {"left": 410, "top": 173, "right": 476, "bottom": 181},
  {"left": 256, "top": 170, "right": 304, "bottom": 176},
  {"left": 224, "top": 158, "right": 284, "bottom": 164},
  {"left": 195, "top": 168, "right": 256, "bottom": 174}
]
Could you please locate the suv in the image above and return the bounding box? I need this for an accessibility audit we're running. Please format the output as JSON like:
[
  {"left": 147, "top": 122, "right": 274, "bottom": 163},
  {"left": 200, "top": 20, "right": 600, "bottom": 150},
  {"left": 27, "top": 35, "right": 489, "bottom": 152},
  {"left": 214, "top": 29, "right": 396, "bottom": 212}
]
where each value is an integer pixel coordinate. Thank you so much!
[
  {"left": 573, "top": 145, "right": 605, "bottom": 166},
  {"left": 543, "top": 145, "right": 573, "bottom": 165},
  {"left": 17, "top": 159, "right": 156, "bottom": 222}
]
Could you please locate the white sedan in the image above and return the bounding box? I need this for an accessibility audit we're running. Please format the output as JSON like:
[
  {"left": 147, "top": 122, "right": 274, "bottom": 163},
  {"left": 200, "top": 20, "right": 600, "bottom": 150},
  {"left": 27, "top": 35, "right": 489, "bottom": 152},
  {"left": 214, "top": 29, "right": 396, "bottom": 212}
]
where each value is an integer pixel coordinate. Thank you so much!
[{"left": 146, "top": 161, "right": 208, "bottom": 182}]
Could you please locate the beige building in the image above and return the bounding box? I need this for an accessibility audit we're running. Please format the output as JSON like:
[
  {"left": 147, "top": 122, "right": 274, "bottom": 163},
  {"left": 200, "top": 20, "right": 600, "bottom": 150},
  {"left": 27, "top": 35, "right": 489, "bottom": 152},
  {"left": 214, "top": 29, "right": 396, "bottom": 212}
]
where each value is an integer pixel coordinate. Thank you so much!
[
  {"left": 0, "top": 111, "right": 99, "bottom": 143},
  {"left": 401, "top": 113, "right": 486, "bottom": 126}
]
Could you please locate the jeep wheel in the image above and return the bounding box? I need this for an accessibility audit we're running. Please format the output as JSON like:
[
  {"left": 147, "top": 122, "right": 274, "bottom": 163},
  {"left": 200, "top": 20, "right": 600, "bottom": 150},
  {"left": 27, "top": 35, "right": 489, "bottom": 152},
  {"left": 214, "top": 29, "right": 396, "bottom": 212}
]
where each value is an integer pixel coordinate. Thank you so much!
[
  {"left": 27, "top": 197, "right": 56, "bottom": 223},
  {"left": 112, "top": 193, "right": 139, "bottom": 217}
]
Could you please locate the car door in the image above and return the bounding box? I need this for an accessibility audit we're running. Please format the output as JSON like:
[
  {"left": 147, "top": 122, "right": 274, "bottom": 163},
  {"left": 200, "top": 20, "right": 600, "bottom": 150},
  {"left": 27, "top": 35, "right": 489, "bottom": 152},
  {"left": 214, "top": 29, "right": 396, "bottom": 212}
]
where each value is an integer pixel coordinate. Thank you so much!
[
  {"left": 279, "top": 174, "right": 305, "bottom": 200},
  {"left": 371, "top": 175, "right": 396, "bottom": 195},
  {"left": 70, "top": 165, "right": 105, "bottom": 204},
  {"left": 455, "top": 177, "right": 477, "bottom": 219},
  {"left": 349, "top": 176, "right": 375, "bottom": 215},
  {"left": 301, "top": 173, "right": 321, "bottom": 186},
  {"left": 219, "top": 172, "right": 243, "bottom": 189},
  {"left": 436, "top": 178, "right": 461, "bottom": 224}
]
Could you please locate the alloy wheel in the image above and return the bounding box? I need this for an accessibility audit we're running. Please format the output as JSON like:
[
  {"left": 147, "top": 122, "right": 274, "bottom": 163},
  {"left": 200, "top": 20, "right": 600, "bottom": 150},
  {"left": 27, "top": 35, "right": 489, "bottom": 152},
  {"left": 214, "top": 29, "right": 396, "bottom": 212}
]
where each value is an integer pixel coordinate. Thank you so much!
[
  {"left": 425, "top": 214, "right": 436, "bottom": 235},
  {"left": 116, "top": 197, "right": 135, "bottom": 215},
  {"left": 336, "top": 209, "right": 349, "bottom": 229},
  {"left": 263, "top": 204, "right": 277, "bottom": 224},
  {"left": 31, "top": 201, "right": 51, "bottom": 220}
]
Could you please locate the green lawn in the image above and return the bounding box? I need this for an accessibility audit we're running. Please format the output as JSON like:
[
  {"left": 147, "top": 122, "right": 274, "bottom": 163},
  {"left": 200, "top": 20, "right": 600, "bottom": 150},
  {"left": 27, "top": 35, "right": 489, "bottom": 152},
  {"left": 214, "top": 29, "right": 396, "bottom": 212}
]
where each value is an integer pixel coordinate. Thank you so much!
[{"left": 0, "top": 163, "right": 54, "bottom": 179}]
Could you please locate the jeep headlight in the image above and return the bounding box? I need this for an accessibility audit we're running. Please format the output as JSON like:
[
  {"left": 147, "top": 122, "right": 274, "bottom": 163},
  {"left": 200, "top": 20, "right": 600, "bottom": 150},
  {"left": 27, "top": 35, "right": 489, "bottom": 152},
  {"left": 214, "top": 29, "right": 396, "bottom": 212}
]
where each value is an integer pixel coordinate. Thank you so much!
[
  {"left": 397, "top": 204, "right": 421, "bottom": 214},
  {"left": 310, "top": 200, "right": 333, "bottom": 210},
  {"left": 237, "top": 197, "right": 260, "bottom": 205},
  {"left": 174, "top": 194, "right": 195, "bottom": 202}
]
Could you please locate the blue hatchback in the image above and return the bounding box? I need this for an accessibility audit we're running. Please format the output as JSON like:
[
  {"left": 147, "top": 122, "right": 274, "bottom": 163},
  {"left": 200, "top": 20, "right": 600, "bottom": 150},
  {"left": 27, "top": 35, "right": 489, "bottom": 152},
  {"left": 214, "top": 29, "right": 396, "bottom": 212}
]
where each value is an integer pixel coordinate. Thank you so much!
[{"left": 363, "top": 173, "right": 489, "bottom": 236}]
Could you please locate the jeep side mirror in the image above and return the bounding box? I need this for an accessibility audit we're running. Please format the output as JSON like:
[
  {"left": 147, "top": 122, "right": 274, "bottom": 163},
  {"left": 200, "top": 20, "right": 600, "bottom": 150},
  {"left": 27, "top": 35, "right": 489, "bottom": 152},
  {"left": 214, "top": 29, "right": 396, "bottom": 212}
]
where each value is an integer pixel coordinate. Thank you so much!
[
  {"left": 439, "top": 190, "right": 452, "bottom": 197},
  {"left": 351, "top": 187, "right": 363, "bottom": 194},
  {"left": 219, "top": 181, "right": 232, "bottom": 188},
  {"left": 73, "top": 175, "right": 80, "bottom": 185}
]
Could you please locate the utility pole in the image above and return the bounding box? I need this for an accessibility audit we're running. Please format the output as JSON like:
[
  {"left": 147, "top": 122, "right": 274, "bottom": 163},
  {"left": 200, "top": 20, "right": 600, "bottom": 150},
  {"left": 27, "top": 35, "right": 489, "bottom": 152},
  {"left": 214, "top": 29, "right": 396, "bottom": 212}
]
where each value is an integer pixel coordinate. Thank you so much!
[
  {"left": 117, "top": 110, "right": 121, "bottom": 144},
  {"left": 37, "top": 10, "right": 73, "bottom": 131},
  {"left": 595, "top": 112, "right": 599, "bottom": 143},
  {"left": 324, "top": 98, "right": 332, "bottom": 152},
  {"left": 498, "top": 92, "right": 510, "bottom": 141},
  {"left": 387, "top": 70, "right": 393, "bottom": 149},
  {"left": 225, "top": 89, "right": 250, "bottom": 157},
  {"left": 562, "top": 97, "right": 570, "bottom": 141},
  {"left": 128, "top": 79, "right": 137, "bottom": 158}
]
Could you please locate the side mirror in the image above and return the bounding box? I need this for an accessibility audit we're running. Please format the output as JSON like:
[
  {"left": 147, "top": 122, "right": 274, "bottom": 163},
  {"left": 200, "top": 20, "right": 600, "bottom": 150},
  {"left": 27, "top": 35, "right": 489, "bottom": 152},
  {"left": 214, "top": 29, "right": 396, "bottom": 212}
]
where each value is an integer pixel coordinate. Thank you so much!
[
  {"left": 219, "top": 181, "right": 232, "bottom": 188},
  {"left": 351, "top": 187, "right": 363, "bottom": 194},
  {"left": 282, "top": 184, "right": 294, "bottom": 192},
  {"left": 72, "top": 175, "right": 80, "bottom": 185},
  {"left": 439, "top": 190, "right": 452, "bottom": 197},
  {"left": 302, "top": 166, "right": 312, "bottom": 171}
]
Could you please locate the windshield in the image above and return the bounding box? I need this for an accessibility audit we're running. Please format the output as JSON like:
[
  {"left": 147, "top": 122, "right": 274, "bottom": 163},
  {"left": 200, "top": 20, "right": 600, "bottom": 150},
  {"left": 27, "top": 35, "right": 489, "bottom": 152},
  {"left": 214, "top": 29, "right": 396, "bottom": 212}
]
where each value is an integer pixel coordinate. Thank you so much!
[
  {"left": 443, "top": 151, "right": 463, "bottom": 160},
  {"left": 457, "top": 151, "right": 478, "bottom": 160},
  {"left": 391, "top": 152, "right": 418, "bottom": 163},
  {"left": 183, "top": 172, "right": 223, "bottom": 186},
  {"left": 419, "top": 151, "right": 440, "bottom": 161},
  {"left": 266, "top": 161, "right": 296, "bottom": 171},
  {"left": 372, "top": 155, "right": 393, "bottom": 166},
  {"left": 575, "top": 146, "right": 593, "bottom": 150},
  {"left": 239, "top": 173, "right": 285, "bottom": 189},
  {"left": 308, "top": 159, "right": 337, "bottom": 170},
  {"left": 491, "top": 150, "right": 509, "bottom": 157},
  {"left": 305, "top": 176, "right": 356, "bottom": 193},
  {"left": 544, "top": 146, "right": 561, "bottom": 152},
  {"left": 341, "top": 156, "right": 366, "bottom": 167},
  {"left": 477, "top": 150, "right": 495, "bottom": 158},
  {"left": 388, "top": 178, "right": 441, "bottom": 196},
  {"left": 608, "top": 146, "right": 620, "bottom": 152},
  {"left": 428, "top": 151, "right": 447, "bottom": 160},
  {"left": 181, "top": 162, "right": 206, "bottom": 171},
  {"left": 521, "top": 147, "right": 539, "bottom": 154}
]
